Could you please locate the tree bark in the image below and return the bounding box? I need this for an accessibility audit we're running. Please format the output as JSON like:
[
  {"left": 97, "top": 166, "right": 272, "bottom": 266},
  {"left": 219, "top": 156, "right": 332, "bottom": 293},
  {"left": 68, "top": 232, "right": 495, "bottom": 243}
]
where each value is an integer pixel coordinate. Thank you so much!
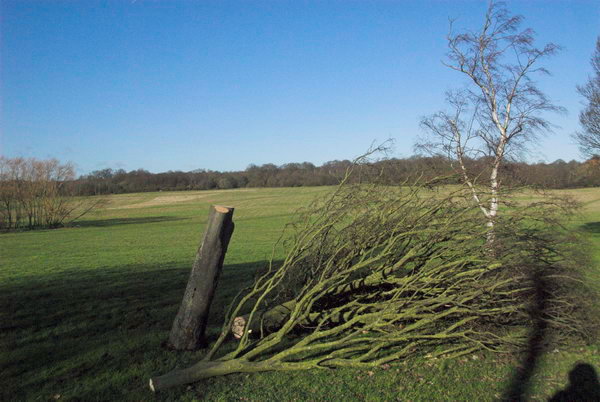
[
  {"left": 168, "top": 205, "right": 235, "bottom": 350},
  {"left": 149, "top": 359, "right": 290, "bottom": 392}
]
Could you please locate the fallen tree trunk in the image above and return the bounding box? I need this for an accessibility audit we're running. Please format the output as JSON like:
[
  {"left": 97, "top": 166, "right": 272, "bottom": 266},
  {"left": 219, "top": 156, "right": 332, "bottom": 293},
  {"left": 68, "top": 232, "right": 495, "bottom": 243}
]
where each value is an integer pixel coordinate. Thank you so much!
[
  {"left": 149, "top": 359, "right": 311, "bottom": 392},
  {"left": 168, "top": 205, "right": 235, "bottom": 350},
  {"left": 149, "top": 176, "right": 594, "bottom": 392},
  {"left": 150, "top": 360, "right": 261, "bottom": 392},
  {"left": 230, "top": 233, "right": 450, "bottom": 338}
]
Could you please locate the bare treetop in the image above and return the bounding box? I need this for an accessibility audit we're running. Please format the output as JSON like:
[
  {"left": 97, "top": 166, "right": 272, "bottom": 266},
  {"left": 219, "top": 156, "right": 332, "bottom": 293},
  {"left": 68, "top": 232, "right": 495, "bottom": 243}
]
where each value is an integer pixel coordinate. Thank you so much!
[
  {"left": 417, "top": 1, "right": 563, "bottom": 238},
  {"left": 573, "top": 38, "right": 600, "bottom": 157}
]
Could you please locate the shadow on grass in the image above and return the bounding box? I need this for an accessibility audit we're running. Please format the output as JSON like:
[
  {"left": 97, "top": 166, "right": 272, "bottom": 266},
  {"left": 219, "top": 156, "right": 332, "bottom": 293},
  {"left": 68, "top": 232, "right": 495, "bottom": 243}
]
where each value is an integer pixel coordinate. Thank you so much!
[
  {"left": 0, "top": 259, "right": 268, "bottom": 400},
  {"left": 70, "top": 216, "right": 188, "bottom": 228},
  {"left": 502, "top": 269, "right": 549, "bottom": 401},
  {"left": 549, "top": 363, "right": 600, "bottom": 401},
  {"left": 579, "top": 221, "right": 600, "bottom": 234},
  {"left": 501, "top": 261, "right": 598, "bottom": 401}
]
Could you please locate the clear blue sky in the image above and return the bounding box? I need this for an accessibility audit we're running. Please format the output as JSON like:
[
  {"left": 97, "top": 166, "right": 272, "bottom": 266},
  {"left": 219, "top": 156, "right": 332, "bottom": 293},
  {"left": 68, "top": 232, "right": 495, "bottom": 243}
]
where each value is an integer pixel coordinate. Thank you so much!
[{"left": 1, "top": 0, "right": 599, "bottom": 174}]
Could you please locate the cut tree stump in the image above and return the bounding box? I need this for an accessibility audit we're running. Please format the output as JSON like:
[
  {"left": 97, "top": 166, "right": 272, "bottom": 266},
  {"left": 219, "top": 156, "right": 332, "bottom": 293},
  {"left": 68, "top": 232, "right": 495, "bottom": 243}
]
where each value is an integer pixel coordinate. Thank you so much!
[{"left": 168, "top": 205, "right": 234, "bottom": 350}]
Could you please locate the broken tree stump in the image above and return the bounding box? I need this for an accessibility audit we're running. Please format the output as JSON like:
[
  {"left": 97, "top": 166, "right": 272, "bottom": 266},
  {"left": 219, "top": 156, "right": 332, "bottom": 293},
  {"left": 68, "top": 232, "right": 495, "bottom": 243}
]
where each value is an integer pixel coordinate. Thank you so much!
[{"left": 168, "top": 205, "right": 235, "bottom": 350}]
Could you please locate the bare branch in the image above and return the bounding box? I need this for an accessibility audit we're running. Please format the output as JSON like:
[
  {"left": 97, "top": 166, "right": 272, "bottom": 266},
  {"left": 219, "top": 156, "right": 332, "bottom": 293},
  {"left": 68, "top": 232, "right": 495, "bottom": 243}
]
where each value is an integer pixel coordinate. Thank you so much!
[
  {"left": 417, "top": 0, "right": 562, "bottom": 237},
  {"left": 573, "top": 37, "right": 600, "bottom": 157}
]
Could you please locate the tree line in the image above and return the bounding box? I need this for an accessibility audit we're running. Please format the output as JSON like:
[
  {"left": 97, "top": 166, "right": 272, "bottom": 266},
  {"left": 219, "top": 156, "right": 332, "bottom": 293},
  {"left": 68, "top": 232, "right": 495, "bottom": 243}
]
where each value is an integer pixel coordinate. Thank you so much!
[
  {"left": 4, "top": 154, "right": 598, "bottom": 229},
  {"left": 74, "top": 155, "right": 600, "bottom": 195}
]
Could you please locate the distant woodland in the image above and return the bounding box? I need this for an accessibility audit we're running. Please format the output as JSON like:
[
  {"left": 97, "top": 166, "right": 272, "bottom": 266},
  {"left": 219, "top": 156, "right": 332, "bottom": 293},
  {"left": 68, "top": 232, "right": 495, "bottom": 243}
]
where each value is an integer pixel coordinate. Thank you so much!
[
  {"left": 75, "top": 156, "right": 600, "bottom": 195},
  {"left": 5, "top": 154, "right": 599, "bottom": 230}
]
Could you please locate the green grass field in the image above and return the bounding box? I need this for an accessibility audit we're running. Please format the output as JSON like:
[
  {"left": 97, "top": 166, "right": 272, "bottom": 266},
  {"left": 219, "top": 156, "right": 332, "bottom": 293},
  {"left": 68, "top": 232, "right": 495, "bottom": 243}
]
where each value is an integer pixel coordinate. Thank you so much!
[{"left": 2, "top": 186, "right": 600, "bottom": 401}]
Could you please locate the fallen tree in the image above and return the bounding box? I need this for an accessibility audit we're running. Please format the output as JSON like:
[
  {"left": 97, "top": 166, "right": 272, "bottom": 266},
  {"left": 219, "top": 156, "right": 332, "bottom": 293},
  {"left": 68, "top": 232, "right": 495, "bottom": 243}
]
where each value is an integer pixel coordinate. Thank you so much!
[{"left": 150, "top": 176, "right": 597, "bottom": 392}]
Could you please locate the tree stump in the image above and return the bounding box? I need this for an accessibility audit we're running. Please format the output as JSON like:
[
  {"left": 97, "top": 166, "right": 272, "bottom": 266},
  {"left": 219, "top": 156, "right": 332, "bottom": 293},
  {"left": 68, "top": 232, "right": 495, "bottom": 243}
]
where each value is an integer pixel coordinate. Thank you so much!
[{"left": 168, "top": 205, "right": 234, "bottom": 350}]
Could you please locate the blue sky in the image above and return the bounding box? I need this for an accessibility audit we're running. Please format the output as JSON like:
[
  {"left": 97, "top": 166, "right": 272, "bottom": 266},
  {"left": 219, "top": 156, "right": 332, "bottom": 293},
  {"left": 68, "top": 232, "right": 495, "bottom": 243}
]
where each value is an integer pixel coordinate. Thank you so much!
[{"left": 1, "top": 0, "right": 599, "bottom": 174}]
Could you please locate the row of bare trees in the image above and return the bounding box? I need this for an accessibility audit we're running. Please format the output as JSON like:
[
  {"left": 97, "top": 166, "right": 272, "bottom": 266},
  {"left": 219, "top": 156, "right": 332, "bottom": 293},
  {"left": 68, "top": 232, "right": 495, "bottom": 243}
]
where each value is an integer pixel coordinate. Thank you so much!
[{"left": 0, "top": 157, "right": 95, "bottom": 230}]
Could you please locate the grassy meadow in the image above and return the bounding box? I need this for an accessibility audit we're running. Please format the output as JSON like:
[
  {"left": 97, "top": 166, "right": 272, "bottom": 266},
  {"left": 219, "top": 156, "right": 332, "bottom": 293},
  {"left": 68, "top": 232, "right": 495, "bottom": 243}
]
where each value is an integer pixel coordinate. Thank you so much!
[{"left": 1, "top": 186, "right": 600, "bottom": 401}]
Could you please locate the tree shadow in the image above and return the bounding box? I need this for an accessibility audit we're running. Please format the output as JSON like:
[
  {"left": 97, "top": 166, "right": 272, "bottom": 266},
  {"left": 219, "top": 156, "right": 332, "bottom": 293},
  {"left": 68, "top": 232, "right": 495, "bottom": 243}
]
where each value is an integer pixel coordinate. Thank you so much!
[
  {"left": 70, "top": 216, "right": 187, "bottom": 227},
  {"left": 549, "top": 363, "right": 600, "bottom": 401},
  {"left": 0, "top": 259, "right": 269, "bottom": 400},
  {"left": 500, "top": 252, "right": 597, "bottom": 401},
  {"left": 502, "top": 269, "right": 549, "bottom": 402},
  {"left": 579, "top": 222, "right": 600, "bottom": 234}
]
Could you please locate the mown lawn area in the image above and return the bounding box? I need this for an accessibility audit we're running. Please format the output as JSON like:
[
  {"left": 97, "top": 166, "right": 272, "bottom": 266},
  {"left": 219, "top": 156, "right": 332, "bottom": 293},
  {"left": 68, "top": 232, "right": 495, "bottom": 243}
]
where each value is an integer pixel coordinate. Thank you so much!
[{"left": 1, "top": 186, "right": 599, "bottom": 401}]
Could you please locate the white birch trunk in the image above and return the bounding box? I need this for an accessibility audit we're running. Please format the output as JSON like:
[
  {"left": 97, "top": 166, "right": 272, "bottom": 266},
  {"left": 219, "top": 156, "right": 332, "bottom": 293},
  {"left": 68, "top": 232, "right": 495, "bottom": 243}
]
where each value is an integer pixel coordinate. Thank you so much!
[{"left": 486, "top": 163, "right": 499, "bottom": 245}]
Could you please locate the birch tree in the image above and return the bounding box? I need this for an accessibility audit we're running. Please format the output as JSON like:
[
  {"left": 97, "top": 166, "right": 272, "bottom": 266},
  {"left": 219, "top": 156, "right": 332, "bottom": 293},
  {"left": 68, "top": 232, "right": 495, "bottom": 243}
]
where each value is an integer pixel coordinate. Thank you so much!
[{"left": 417, "top": 1, "right": 563, "bottom": 239}]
